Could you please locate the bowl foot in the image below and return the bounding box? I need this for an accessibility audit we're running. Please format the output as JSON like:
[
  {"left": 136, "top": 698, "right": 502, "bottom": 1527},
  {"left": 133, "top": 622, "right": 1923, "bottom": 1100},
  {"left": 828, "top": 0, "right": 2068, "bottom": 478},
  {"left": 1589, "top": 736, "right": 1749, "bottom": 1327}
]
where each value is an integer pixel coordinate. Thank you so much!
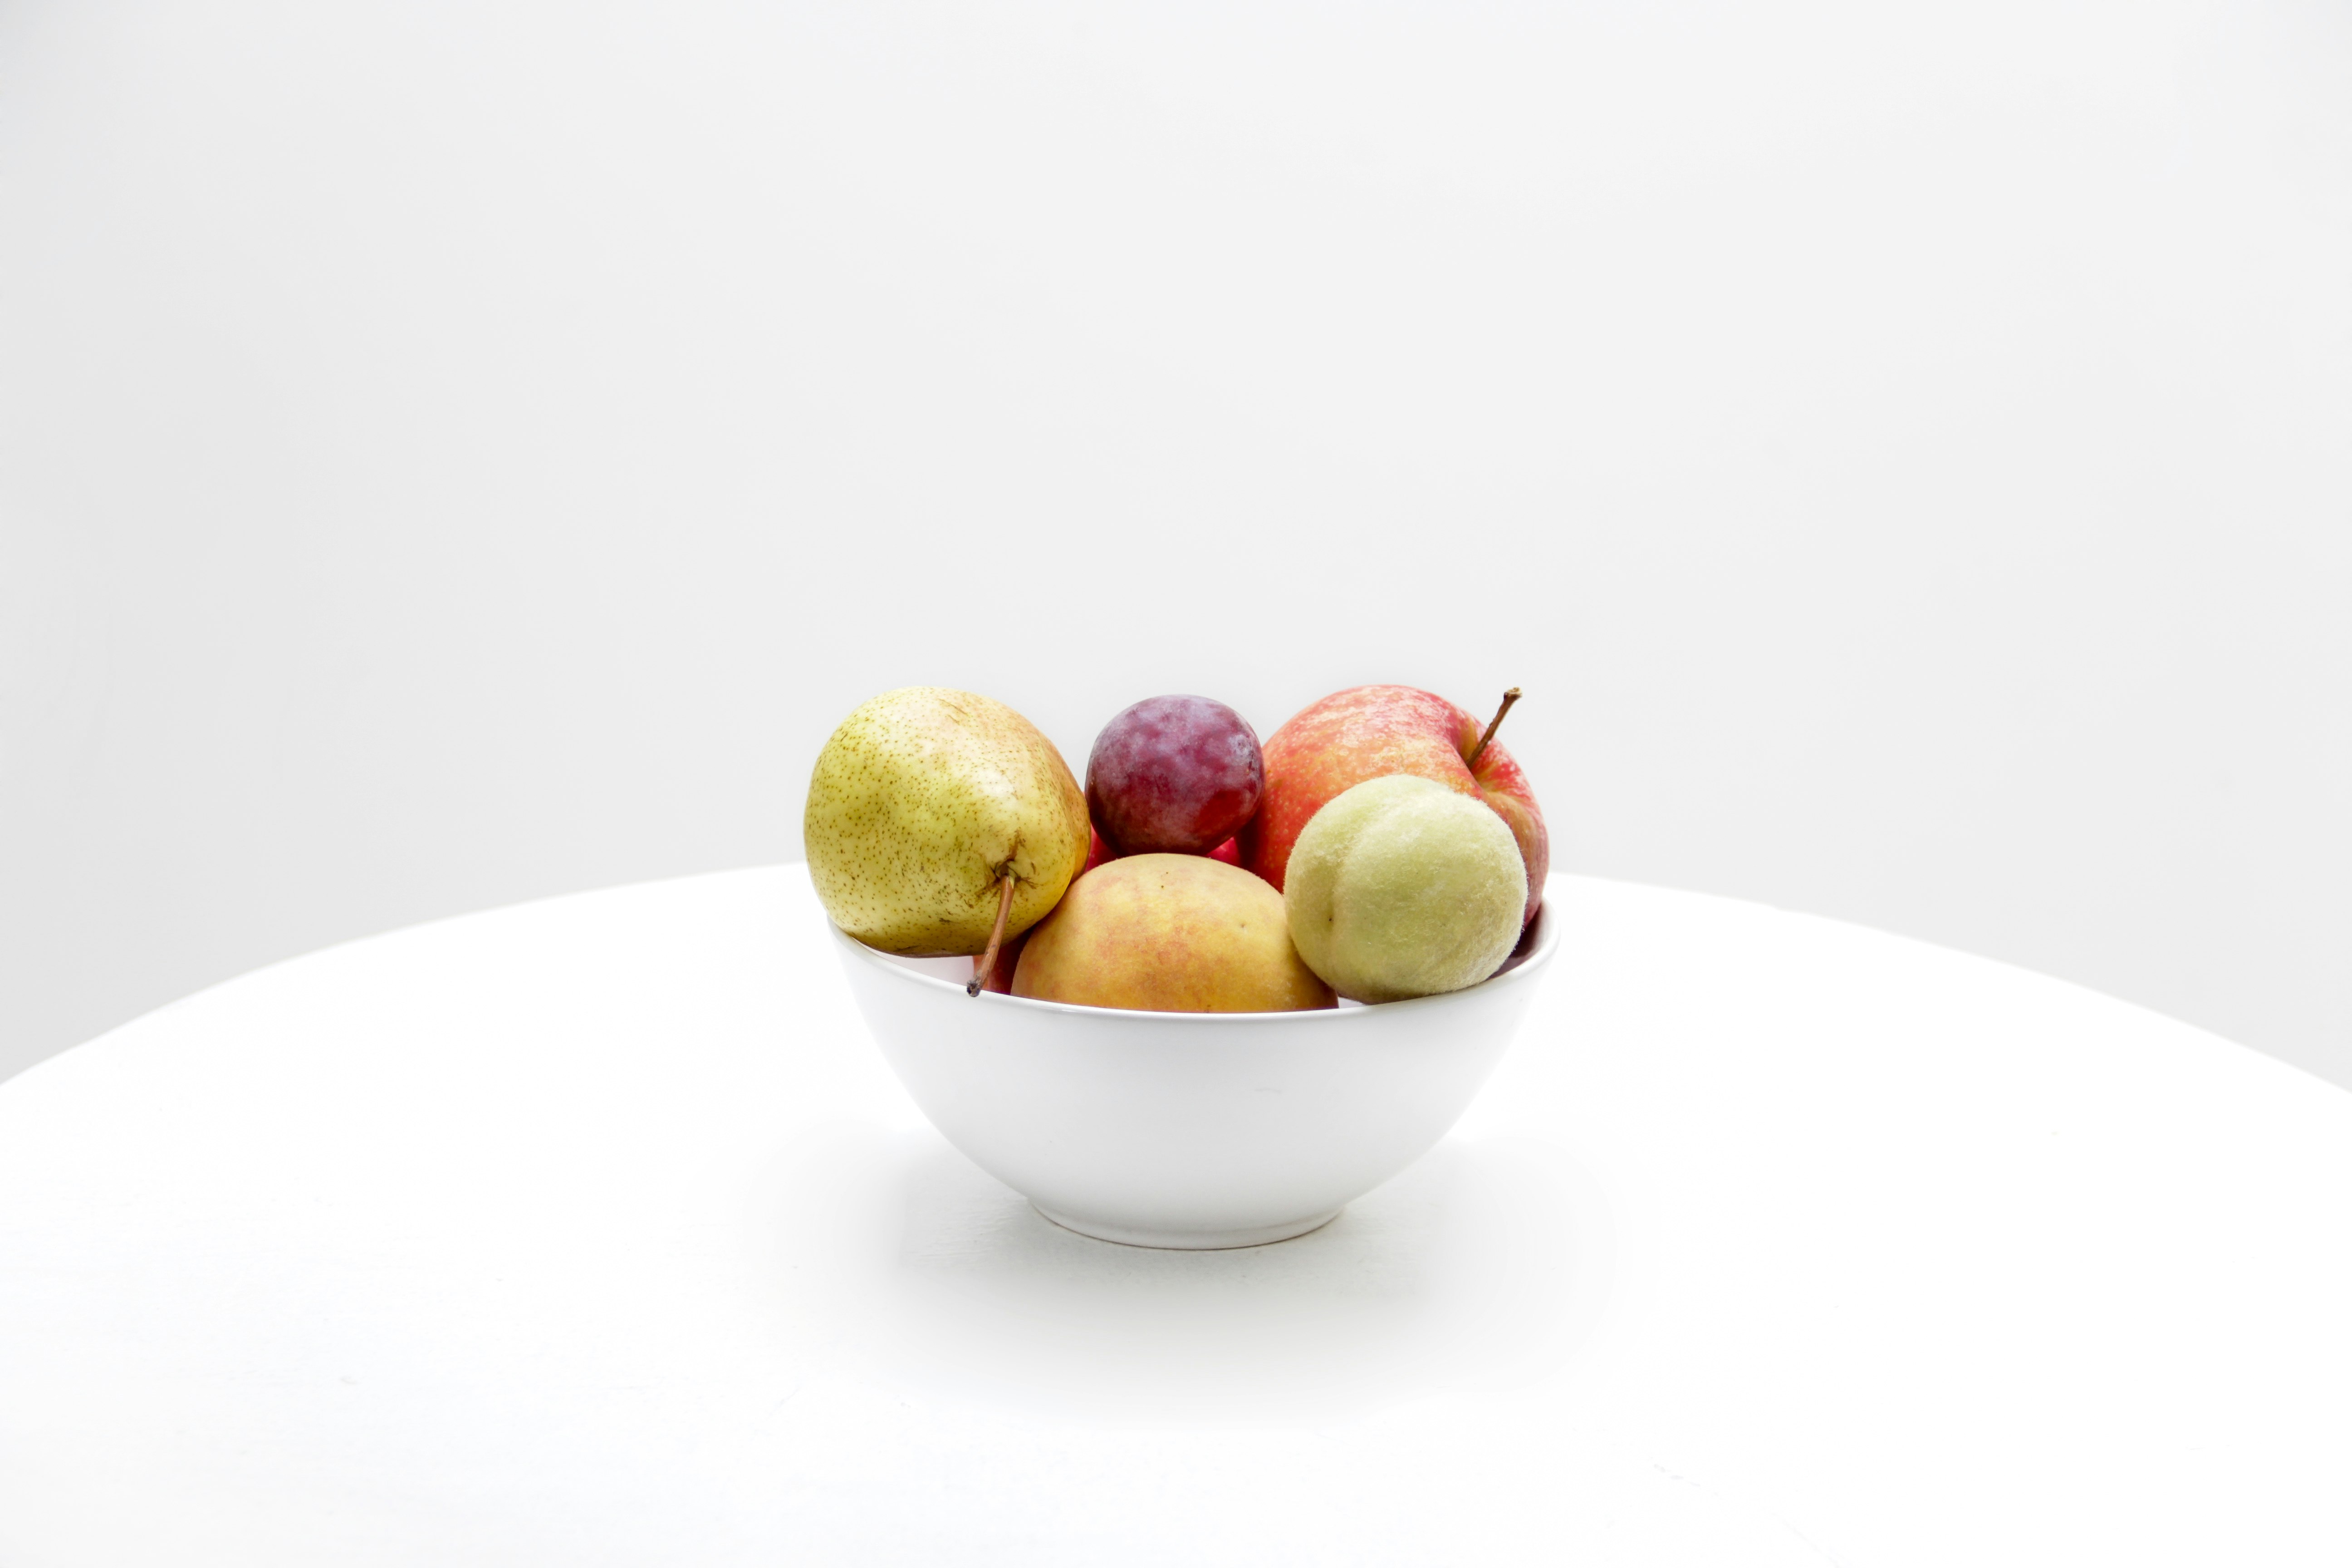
[{"left": 1031, "top": 1205, "right": 1343, "bottom": 1250}]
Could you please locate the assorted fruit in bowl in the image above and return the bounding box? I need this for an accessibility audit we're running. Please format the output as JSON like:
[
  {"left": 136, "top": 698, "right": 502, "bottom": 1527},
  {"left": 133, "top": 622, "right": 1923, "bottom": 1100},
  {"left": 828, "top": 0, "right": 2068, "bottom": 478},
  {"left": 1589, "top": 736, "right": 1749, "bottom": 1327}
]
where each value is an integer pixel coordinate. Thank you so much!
[
  {"left": 804, "top": 683, "right": 1547, "bottom": 1009},
  {"left": 804, "top": 682, "right": 1559, "bottom": 1249}
]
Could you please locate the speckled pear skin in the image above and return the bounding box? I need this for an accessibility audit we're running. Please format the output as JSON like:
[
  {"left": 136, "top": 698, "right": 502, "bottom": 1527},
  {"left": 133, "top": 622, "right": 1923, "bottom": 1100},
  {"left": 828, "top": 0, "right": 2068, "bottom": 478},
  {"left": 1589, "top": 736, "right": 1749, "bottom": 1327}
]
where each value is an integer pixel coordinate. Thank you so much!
[
  {"left": 1283, "top": 774, "right": 1528, "bottom": 1004},
  {"left": 804, "top": 687, "right": 1090, "bottom": 957}
]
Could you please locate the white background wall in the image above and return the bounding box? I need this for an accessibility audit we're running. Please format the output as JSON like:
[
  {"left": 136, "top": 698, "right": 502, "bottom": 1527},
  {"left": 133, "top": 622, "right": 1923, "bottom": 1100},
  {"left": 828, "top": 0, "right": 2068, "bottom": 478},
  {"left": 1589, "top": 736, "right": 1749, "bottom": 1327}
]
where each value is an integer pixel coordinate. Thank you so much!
[{"left": 4, "top": 0, "right": 2347, "bottom": 1088}]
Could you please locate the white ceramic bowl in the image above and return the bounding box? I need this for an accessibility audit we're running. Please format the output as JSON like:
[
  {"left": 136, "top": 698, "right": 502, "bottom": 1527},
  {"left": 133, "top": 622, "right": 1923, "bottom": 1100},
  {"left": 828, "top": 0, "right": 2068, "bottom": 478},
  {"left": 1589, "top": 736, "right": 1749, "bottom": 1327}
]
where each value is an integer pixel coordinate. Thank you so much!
[{"left": 830, "top": 887, "right": 1560, "bottom": 1249}]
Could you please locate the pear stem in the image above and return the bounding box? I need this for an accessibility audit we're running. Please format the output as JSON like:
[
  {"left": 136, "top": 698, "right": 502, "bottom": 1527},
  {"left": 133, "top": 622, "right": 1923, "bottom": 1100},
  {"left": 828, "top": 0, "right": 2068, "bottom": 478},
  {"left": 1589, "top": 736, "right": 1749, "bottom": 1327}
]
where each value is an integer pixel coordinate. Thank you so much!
[
  {"left": 1466, "top": 687, "right": 1523, "bottom": 769},
  {"left": 966, "top": 873, "right": 1018, "bottom": 998}
]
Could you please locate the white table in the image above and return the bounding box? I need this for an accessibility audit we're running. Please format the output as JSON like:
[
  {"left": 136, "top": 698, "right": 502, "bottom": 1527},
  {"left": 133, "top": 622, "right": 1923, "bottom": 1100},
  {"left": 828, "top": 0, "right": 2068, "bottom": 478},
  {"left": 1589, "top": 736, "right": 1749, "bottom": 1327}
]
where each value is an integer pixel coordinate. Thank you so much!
[{"left": 3, "top": 869, "right": 2347, "bottom": 1565}]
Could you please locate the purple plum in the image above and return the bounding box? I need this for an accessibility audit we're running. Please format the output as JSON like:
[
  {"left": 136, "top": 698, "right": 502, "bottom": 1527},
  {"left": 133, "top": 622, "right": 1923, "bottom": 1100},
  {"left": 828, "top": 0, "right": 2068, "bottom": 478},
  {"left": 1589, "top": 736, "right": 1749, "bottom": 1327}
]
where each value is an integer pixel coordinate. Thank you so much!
[{"left": 1086, "top": 696, "right": 1265, "bottom": 856}]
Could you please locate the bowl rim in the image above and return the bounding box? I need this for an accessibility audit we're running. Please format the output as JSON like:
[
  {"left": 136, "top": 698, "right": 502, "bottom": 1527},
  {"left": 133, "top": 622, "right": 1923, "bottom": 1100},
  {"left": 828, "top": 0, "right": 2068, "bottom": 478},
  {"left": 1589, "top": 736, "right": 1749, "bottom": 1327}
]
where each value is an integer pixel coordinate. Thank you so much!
[{"left": 828, "top": 886, "right": 1561, "bottom": 1024}]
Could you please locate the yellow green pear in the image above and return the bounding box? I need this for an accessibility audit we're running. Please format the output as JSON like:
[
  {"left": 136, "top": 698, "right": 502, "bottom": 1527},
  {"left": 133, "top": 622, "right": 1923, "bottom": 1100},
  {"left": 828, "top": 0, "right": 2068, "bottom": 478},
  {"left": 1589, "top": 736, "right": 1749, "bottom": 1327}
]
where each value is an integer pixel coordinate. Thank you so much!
[{"left": 804, "top": 687, "right": 1091, "bottom": 956}]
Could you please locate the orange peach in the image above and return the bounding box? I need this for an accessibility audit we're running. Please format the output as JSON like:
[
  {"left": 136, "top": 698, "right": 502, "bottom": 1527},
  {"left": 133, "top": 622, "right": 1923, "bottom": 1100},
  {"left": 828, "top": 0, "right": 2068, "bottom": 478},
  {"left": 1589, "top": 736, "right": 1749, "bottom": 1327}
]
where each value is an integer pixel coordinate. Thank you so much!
[{"left": 1012, "top": 855, "right": 1335, "bottom": 1014}]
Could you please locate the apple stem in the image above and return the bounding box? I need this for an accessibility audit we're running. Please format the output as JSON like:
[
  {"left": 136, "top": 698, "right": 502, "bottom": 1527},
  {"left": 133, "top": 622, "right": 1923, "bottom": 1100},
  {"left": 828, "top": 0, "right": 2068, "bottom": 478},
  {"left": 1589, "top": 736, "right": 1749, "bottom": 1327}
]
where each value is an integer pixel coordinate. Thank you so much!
[
  {"left": 1466, "top": 687, "right": 1523, "bottom": 769},
  {"left": 966, "top": 873, "right": 1018, "bottom": 998}
]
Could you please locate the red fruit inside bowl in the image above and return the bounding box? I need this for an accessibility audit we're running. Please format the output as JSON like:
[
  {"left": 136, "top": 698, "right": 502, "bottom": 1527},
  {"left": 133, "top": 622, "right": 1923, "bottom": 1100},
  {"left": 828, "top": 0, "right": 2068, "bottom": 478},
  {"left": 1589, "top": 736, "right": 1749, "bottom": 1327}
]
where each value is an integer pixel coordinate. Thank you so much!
[
  {"left": 1240, "top": 685, "right": 1547, "bottom": 928},
  {"left": 1086, "top": 696, "right": 1264, "bottom": 856}
]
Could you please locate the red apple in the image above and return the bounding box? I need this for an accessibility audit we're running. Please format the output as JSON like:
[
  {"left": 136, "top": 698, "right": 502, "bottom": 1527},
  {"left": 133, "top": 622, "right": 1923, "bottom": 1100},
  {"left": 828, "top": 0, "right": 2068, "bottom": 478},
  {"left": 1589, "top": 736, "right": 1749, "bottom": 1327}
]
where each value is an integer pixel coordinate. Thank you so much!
[
  {"left": 1083, "top": 827, "right": 1117, "bottom": 876},
  {"left": 1081, "top": 823, "right": 1241, "bottom": 868},
  {"left": 1238, "top": 686, "right": 1548, "bottom": 926}
]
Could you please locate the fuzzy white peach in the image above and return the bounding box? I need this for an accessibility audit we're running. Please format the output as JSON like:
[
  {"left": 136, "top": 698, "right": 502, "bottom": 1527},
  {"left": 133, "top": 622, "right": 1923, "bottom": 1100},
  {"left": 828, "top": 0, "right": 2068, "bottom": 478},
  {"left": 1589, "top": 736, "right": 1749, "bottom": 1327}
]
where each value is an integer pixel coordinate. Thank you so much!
[{"left": 1283, "top": 774, "right": 1527, "bottom": 1003}]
